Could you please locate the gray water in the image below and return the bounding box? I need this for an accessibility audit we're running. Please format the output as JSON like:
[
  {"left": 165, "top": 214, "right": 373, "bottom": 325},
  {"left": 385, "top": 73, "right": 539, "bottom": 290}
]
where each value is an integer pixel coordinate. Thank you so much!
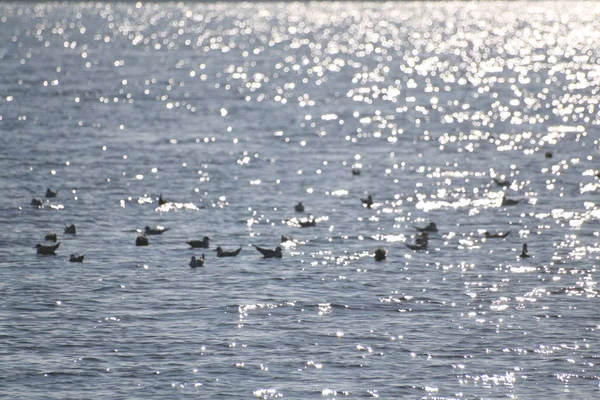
[{"left": 1, "top": 1, "right": 600, "bottom": 398}]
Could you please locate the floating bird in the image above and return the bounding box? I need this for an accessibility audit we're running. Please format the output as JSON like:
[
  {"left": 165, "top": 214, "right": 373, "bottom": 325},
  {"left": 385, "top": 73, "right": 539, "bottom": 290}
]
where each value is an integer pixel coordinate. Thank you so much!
[
  {"left": 187, "top": 237, "right": 210, "bottom": 248},
  {"left": 144, "top": 226, "right": 169, "bottom": 235},
  {"left": 501, "top": 194, "right": 520, "bottom": 206},
  {"left": 295, "top": 202, "right": 305, "bottom": 212},
  {"left": 415, "top": 222, "right": 438, "bottom": 233},
  {"left": 34, "top": 242, "right": 60, "bottom": 255},
  {"left": 158, "top": 193, "right": 168, "bottom": 206},
  {"left": 492, "top": 177, "right": 511, "bottom": 187},
  {"left": 253, "top": 245, "right": 282, "bottom": 258},
  {"left": 406, "top": 243, "right": 428, "bottom": 251},
  {"left": 374, "top": 248, "right": 387, "bottom": 261},
  {"left": 215, "top": 247, "right": 241, "bottom": 257},
  {"left": 45, "top": 188, "right": 57, "bottom": 198},
  {"left": 69, "top": 253, "right": 84, "bottom": 263},
  {"left": 484, "top": 230, "right": 511, "bottom": 239},
  {"left": 31, "top": 198, "right": 43, "bottom": 207},
  {"left": 136, "top": 235, "right": 149, "bottom": 246},
  {"left": 362, "top": 195, "right": 373, "bottom": 208},
  {"left": 352, "top": 168, "right": 361, "bottom": 176},
  {"left": 45, "top": 232, "right": 58, "bottom": 241},
  {"left": 406, "top": 231, "right": 429, "bottom": 251},
  {"left": 64, "top": 224, "right": 76, "bottom": 234},
  {"left": 189, "top": 254, "right": 205, "bottom": 268},
  {"left": 299, "top": 219, "right": 316, "bottom": 228},
  {"left": 545, "top": 151, "right": 553, "bottom": 159},
  {"left": 281, "top": 235, "right": 293, "bottom": 243},
  {"left": 519, "top": 244, "right": 530, "bottom": 258}
]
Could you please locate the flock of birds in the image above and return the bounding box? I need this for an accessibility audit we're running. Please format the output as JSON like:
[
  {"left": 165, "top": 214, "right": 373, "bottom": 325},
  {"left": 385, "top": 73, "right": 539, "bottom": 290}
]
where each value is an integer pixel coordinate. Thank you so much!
[{"left": 31, "top": 171, "right": 533, "bottom": 267}]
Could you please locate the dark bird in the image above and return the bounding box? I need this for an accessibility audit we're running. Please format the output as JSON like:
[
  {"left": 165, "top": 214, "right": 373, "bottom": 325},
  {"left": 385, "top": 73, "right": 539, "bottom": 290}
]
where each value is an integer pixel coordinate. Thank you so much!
[
  {"left": 415, "top": 222, "right": 438, "bottom": 233},
  {"left": 45, "top": 232, "right": 58, "bottom": 242},
  {"left": 45, "top": 188, "right": 58, "bottom": 198},
  {"left": 501, "top": 194, "right": 520, "bottom": 206},
  {"left": 136, "top": 235, "right": 149, "bottom": 246},
  {"left": 484, "top": 230, "right": 511, "bottom": 239},
  {"left": 253, "top": 245, "right": 282, "bottom": 258},
  {"left": 519, "top": 244, "right": 530, "bottom": 258},
  {"left": 64, "top": 224, "right": 76, "bottom": 234},
  {"left": 187, "top": 237, "right": 210, "bottom": 248},
  {"left": 31, "top": 198, "right": 43, "bottom": 207},
  {"left": 215, "top": 247, "right": 242, "bottom": 257},
  {"left": 545, "top": 151, "right": 553, "bottom": 159},
  {"left": 189, "top": 254, "right": 205, "bottom": 268},
  {"left": 144, "top": 226, "right": 169, "bottom": 235},
  {"left": 158, "top": 193, "right": 168, "bottom": 206},
  {"left": 352, "top": 168, "right": 361, "bottom": 176},
  {"left": 406, "top": 243, "right": 428, "bottom": 251},
  {"left": 362, "top": 195, "right": 373, "bottom": 208},
  {"left": 281, "top": 235, "right": 293, "bottom": 243},
  {"left": 69, "top": 253, "right": 84, "bottom": 263},
  {"left": 374, "top": 248, "right": 387, "bottom": 261},
  {"left": 299, "top": 219, "right": 316, "bottom": 228},
  {"left": 295, "top": 202, "right": 305, "bottom": 212},
  {"left": 492, "top": 177, "right": 510, "bottom": 187},
  {"left": 34, "top": 242, "right": 60, "bottom": 255}
]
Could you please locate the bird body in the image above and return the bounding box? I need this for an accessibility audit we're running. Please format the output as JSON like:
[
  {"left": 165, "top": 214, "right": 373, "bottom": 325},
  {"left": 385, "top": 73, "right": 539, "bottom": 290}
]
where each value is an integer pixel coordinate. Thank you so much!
[
  {"left": 69, "top": 253, "right": 84, "bottom": 262},
  {"left": 362, "top": 195, "right": 373, "bottom": 208},
  {"left": 136, "top": 235, "right": 149, "bottom": 246},
  {"left": 158, "top": 194, "right": 168, "bottom": 206},
  {"left": 519, "top": 244, "right": 530, "bottom": 258},
  {"left": 190, "top": 255, "right": 205, "bottom": 267},
  {"left": 493, "top": 178, "right": 510, "bottom": 187},
  {"left": 295, "top": 202, "right": 305, "bottom": 212},
  {"left": 144, "top": 226, "right": 169, "bottom": 235},
  {"left": 501, "top": 194, "right": 520, "bottom": 206},
  {"left": 187, "top": 237, "right": 210, "bottom": 248},
  {"left": 216, "top": 247, "right": 241, "bottom": 257},
  {"left": 45, "top": 188, "right": 57, "bottom": 198},
  {"left": 34, "top": 242, "right": 60, "bottom": 255},
  {"left": 31, "top": 198, "right": 43, "bottom": 207},
  {"left": 416, "top": 222, "right": 438, "bottom": 233},
  {"left": 64, "top": 224, "right": 76, "bottom": 234},
  {"left": 253, "top": 245, "right": 282, "bottom": 258},
  {"left": 406, "top": 243, "right": 427, "bottom": 251},
  {"left": 484, "top": 231, "right": 511, "bottom": 239},
  {"left": 45, "top": 232, "right": 58, "bottom": 242},
  {"left": 299, "top": 219, "right": 316, "bottom": 228},
  {"left": 374, "top": 248, "right": 387, "bottom": 261}
]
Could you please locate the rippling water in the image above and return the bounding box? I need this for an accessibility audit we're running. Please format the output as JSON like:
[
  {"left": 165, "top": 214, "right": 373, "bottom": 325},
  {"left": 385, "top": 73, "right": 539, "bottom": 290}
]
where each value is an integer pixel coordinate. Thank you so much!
[{"left": 2, "top": 1, "right": 600, "bottom": 398}]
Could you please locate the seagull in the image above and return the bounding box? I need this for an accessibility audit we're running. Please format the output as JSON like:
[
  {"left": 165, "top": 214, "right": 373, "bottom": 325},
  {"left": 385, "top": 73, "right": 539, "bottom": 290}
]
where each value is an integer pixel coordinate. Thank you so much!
[
  {"left": 374, "top": 248, "right": 387, "bottom": 261},
  {"left": 295, "top": 202, "right": 305, "bottom": 212},
  {"left": 492, "top": 177, "right": 511, "bottom": 187},
  {"left": 45, "top": 232, "right": 58, "bottom": 242},
  {"left": 299, "top": 219, "right": 316, "bottom": 228},
  {"left": 415, "top": 222, "right": 438, "bottom": 233},
  {"left": 501, "top": 194, "right": 520, "bottom": 206},
  {"left": 31, "top": 198, "right": 43, "bottom": 207},
  {"left": 69, "top": 253, "right": 84, "bottom": 262},
  {"left": 45, "top": 188, "right": 58, "bottom": 198},
  {"left": 189, "top": 254, "right": 205, "bottom": 268},
  {"left": 187, "top": 237, "right": 210, "bottom": 248},
  {"left": 136, "top": 235, "right": 149, "bottom": 246},
  {"left": 34, "top": 242, "right": 60, "bottom": 255},
  {"left": 253, "top": 245, "right": 282, "bottom": 258},
  {"left": 362, "top": 195, "right": 373, "bottom": 208},
  {"left": 215, "top": 247, "right": 242, "bottom": 257},
  {"left": 484, "top": 230, "right": 511, "bottom": 239},
  {"left": 64, "top": 224, "right": 76, "bottom": 234},
  {"left": 519, "top": 244, "right": 530, "bottom": 258},
  {"left": 144, "top": 226, "right": 169, "bottom": 235}
]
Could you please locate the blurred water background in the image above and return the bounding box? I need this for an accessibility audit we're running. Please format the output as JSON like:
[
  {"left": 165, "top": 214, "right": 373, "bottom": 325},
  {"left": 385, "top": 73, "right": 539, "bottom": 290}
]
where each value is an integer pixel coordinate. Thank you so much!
[{"left": 1, "top": 1, "right": 600, "bottom": 398}]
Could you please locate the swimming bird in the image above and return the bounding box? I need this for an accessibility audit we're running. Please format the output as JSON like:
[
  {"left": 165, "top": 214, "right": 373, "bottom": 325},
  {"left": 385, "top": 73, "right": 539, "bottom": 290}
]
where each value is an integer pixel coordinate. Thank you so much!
[
  {"left": 484, "top": 230, "right": 511, "bottom": 239},
  {"left": 31, "top": 198, "right": 43, "bottom": 207},
  {"left": 299, "top": 219, "right": 316, "bottom": 228},
  {"left": 34, "top": 242, "right": 60, "bottom": 255},
  {"left": 69, "top": 253, "right": 84, "bottom": 263},
  {"left": 492, "top": 177, "right": 511, "bottom": 187},
  {"left": 362, "top": 195, "right": 373, "bottom": 208},
  {"left": 374, "top": 248, "right": 387, "bottom": 261},
  {"left": 281, "top": 235, "right": 293, "bottom": 243},
  {"left": 45, "top": 232, "right": 58, "bottom": 242},
  {"left": 144, "top": 226, "right": 169, "bottom": 235},
  {"left": 158, "top": 193, "right": 168, "bottom": 206},
  {"left": 501, "top": 194, "right": 520, "bottom": 206},
  {"left": 415, "top": 222, "right": 438, "bottom": 233},
  {"left": 519, "top": 244, "right": 530, "bottom": 258},
  {"left": 136, "top": 235, "right": 149, "bottom": 246},
  {"left": 406, "top": 243, "right": 428, "bottom": 251},
  {"left": 545, "top": 151, "right": 553, "bottom": 159},
  {"left": 253, "top": 245, "right": 282, "bottom": 258},
  {"left": 352, "top": 168, "right": 361, "bottom": 176},
  {"left": 45, "top": 188, "right": 57, "bottom": 198},
  {"left": 189, "top": 254, "right": 205, "bottom": 268},
  {"left": 64, "top": 224, "right": 76, "bottom": 234},
  {"left": 215, "top": 247, "right": 241, "bottom": 257},
  {"left": 295, "top": 202, "right": 305, "bottom": 212},
  {"left": 187, "top": 237, "right": 210, "bottom": 248}
]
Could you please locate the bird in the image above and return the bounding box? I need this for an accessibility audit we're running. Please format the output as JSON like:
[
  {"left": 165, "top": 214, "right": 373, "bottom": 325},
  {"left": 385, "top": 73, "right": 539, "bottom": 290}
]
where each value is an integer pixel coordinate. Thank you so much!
[
  {"left": 501, "top": 194, "right": 520, "bottom": 206},
  {"left": 64, "top": 224, "right": 76, "bottom": 234},
  {"left": 362, "top": 195, "right": 373, "bottom": 208},
  {"left": 406, "top": 232, "right": 429, "bottom": 251},
  {"left": 144, "top": 226, "right": 169, "bottom": 235},
  {"left": 69, "top": 253, "right": 84, "bottom": 262},
  {"left": 189, "top": 254, "right": 205, "bottom": 268},
  {"left": 158, "top": 193, "right": 168, "bottom": 206},
  {"left": 492, "top": 177, "right": 510, "bottom": 187},
  {"left": 374, "top": 248, "right": 387, "bottom": 261},
  {"left": 281, "top": 235, "right": 294, "bottom": 243},
  {"left": 215, "top": 247, "right": 242, "bottom": 257},
  {"left": 352, "top": 168, "right": 361, "bottom": 176},
  {"left": 519, "top": 244, "right": 530, "bottom": 258},
  {"left": 295, "top": 202, "right": 305, "bottom": 212},
  {"left": 45, "top": 232, "right": 58, "bottom": 242},
  {"left": 34, "top": 242, "right": 60, "bottom": 255},
  {"left": 415, "top": 222, "right": 438, "bottom": 233},
  {"left": 45, "top": 188, "right": 57, "bottom": 198},
  {"left": 31, "top": 198, "right": 43, "bottom": 207},
  {"left": 484, "top": 230, "right": 511, "bottom": 239},
  {"left": 299, "top": 219, "right": 316, "bottom": 228},
  {"left": 545, "top": 151, "right": 553, "bottom": 159},
  {"left": 187, "top": 237, "right": 210, "bottom": 248},
  {"left": 406, "top": 243, "right": 428, "bottom": 251},
  {"left": 253, "top": 245, "right": 282, "bottom": 258},
  {"left": 136, "top": 235, "right": 149, "bottom": 246}
]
